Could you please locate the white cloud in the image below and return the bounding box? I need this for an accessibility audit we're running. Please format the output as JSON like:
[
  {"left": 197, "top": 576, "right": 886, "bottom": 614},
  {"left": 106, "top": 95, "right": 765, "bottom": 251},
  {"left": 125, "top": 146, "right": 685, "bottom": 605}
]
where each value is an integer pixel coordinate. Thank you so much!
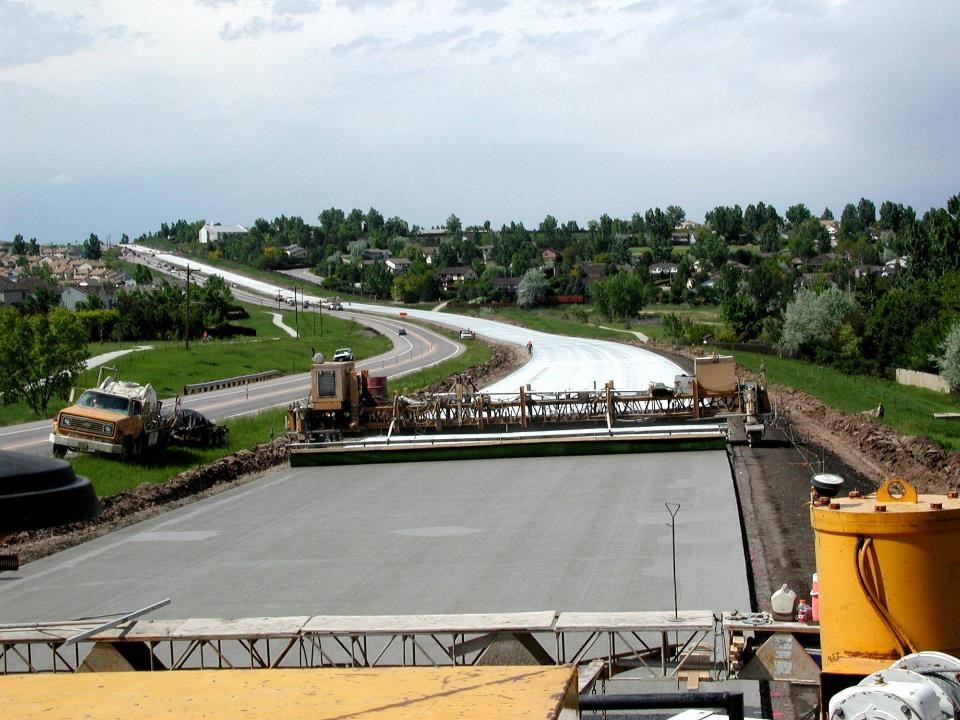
[
  {"left": 50, "top": 173, "right": 76, "bottom": 185},
  {"left": 0, "top": 0, "right": 91, "bottom": 68}
]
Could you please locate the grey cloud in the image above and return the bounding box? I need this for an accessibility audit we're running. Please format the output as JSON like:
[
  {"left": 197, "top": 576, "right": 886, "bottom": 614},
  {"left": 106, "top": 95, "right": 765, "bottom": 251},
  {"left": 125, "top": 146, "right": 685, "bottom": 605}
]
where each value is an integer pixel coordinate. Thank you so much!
[
  {"left": 452, "top": 28, "right": 503, "bottom": 52},
  {"left": 0, "top": 0, "right": 91, "bottom": 68},
  {"left": 332, "top": 33, "right": 389, "bottom": 55},
  {"left": 399, "top": 26, "right": 472, "bottom": 51},
  {"left": 520, "top": 28, "right": 605, "bottom": 53},
  {"left": 455, "top": 0, "right": 508, "bottom": 13},
  {"left": 103, "top": 25, "right": 146, "bottom": 40},
  {"left": 273, "top": 0, "right": 320, "bottom": 15},
  {"left": 622, "top": 1, "right": 665, "bottom": 12},
  {"left": 335, "top": 0, "right": 399, "bottom": 11},
  {"left": 220, "top": 15, "right": 304, "bottom": 41}
]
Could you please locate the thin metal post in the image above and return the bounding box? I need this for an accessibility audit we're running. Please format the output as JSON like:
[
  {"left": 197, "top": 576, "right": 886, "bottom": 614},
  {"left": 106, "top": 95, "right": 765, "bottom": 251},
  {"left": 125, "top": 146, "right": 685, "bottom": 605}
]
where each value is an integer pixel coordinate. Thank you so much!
[{"left": 665, "top": 502, "right": 681, "bottom": 619}]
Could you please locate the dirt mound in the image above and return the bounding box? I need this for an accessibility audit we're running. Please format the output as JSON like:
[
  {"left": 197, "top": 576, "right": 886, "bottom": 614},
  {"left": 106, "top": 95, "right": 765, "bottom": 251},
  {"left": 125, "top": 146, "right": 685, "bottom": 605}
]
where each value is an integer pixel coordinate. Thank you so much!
[{"left": 774, "top": 387, "right": 960, "bottom": 495}]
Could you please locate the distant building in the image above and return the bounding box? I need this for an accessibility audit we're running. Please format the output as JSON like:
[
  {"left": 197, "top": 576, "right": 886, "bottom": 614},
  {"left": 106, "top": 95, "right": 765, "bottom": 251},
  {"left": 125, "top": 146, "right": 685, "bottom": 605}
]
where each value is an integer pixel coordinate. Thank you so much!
[
  {"left": 437, "top": 266, "right": 477, "bottom": 291},
  {"left": 0, "top": 276, "right": 47, "bottom": 307},
  {"left": 386, "top": 257, "right": 412, "bottom": 275},
  {"left": 61, "top": 282, "right": 119, "bottom": 311},
  {"left": 198, "top": 223, "right": 248, "bottom": 245},
  {"left": 542, "top": 248, "right": 562, "bottom": 264},
  {"left": 648, "top": 262, "right": 679, "bottom": 280},
  {"left": 283, "top": 244, "right": 307, "bottom": 260}
]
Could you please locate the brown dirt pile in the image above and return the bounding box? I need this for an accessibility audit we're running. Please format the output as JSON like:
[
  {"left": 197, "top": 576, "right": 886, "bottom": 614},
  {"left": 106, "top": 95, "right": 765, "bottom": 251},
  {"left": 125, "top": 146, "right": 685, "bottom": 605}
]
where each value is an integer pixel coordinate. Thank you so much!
[{"left": 773, "top": 386, "right": 960, "bottom": 494}]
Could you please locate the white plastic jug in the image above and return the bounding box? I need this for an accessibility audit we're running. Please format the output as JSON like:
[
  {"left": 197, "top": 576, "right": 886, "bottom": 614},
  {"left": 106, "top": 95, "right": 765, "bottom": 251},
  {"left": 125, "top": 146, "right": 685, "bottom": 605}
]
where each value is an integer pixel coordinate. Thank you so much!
[{"left": 771, "top": 584, "right": 797, "bottom": 621}]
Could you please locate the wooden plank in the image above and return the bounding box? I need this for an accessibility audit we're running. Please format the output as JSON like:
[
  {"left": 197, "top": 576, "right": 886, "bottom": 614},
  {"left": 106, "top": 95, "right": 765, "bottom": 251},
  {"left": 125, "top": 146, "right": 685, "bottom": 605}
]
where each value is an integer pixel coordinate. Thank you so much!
[
  {"left": 555, "top": 610, "right": 716, "bottom": 632},
  {"left": 302, "top": 611, "right": 557, "bottom": 635},
  {"left": 577, "top": 659, "right": 606, "bottom": 693},
  {"left": 94, "top": 616, "right": 312, "bottom": 641}
]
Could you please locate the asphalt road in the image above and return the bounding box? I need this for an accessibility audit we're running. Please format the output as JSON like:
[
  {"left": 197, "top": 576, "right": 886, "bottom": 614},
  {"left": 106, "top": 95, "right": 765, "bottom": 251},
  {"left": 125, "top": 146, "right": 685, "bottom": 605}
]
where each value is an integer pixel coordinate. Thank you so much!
[{"left": 0, "top": 451, "right": 748, "bottom": 622}]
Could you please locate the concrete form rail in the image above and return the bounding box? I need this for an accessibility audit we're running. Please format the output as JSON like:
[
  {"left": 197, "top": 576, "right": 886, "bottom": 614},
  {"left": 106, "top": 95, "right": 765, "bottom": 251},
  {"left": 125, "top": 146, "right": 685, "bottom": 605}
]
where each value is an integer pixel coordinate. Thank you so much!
[{"left": 0, "top": 611, "right": 818, "bottom": 682}]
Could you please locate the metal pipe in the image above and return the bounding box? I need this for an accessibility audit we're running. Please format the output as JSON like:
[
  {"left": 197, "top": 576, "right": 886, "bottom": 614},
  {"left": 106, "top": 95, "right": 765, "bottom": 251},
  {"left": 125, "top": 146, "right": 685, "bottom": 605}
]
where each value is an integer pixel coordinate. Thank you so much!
[{"left": 579, "top": 691, "right": 743, "bottom": 720}]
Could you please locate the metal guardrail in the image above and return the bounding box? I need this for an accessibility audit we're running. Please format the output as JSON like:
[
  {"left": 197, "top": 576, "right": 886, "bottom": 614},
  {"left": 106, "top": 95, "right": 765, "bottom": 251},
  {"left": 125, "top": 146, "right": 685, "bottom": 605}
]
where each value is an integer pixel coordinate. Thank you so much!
[{"left": 182, "top": 370, "right": 281, "bottom": 395}]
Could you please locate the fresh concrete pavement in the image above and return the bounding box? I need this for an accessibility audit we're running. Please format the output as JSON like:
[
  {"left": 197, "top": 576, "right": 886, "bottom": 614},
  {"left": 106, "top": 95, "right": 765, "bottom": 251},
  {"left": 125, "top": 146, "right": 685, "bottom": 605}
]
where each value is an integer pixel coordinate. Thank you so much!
[{"left": 0, "top": 451, "right": 747, "bottom": 622}]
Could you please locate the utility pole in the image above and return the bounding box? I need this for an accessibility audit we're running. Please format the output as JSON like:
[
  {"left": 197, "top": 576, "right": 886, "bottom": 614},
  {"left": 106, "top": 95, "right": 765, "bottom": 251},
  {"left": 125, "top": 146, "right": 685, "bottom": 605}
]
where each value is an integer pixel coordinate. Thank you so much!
[
  {"left": 293, "top": 286, "right": 299, "bottom": 339},
  {"left": 184, "top": 265, "right": 191, "bottom": 349}
]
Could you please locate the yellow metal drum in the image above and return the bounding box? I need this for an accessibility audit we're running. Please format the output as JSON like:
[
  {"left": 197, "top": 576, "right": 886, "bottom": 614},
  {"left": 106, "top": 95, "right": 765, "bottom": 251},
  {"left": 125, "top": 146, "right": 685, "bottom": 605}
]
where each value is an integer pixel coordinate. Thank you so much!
[{"left": 811, "top": 478, "right": 960, "bottom": 668}]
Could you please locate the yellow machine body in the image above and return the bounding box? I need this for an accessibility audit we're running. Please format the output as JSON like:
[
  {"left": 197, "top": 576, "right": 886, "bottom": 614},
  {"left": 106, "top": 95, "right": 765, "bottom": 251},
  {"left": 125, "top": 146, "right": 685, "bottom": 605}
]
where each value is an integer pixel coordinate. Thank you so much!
[
  {"left": 811, "top": 478, "right": 960, "bottom": 669},
  {"left": 1, "top": 666, "right": 579, "bottom": 720}
]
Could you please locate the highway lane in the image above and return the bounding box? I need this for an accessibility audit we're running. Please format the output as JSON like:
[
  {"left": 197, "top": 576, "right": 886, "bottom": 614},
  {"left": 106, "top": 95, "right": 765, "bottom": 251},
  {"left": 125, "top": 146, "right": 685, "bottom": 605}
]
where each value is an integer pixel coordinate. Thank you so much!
[{"left": 0, "top": 451, "right": 749, "bottom": 621}]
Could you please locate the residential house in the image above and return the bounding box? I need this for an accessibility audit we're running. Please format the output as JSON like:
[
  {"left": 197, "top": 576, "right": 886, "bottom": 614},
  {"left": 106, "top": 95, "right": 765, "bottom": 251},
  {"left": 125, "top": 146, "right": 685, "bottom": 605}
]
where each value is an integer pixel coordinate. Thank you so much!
[
  {"left": 437, "top": 266, "right": 477, "bottom": 291},
  {"left": 386, "top": 257, "right": 412, "bottom": 275},
  {"left": 882, "top": 256, "right": 908, "bottom": 278},
  {"left": 676, "top": 220, "right": 702, "bottom": 231},
  {"left": 820, "top": 220, "right": 840, "bottom": 247},
  {"left": 648, "top": 262, "right": 679, "bottom": 281},
  {"left": 478, "top": 245, "right": 494, "bottom": 262},
  {"left": 542, "top": 248, "right": 562, "bottom": 264},
  {"left": 0, "top": 276, "right": 48, "bottom": 307},
  {"left": 362, "top": 248, "right": 391, "bottom": 262},
  {"left": 671, "top": 230, "right": 696, "bottom": 245},
  {"left": 198, "top": 223, "right": 248, "bottom": 245},
  {"left": 61, "top": 282, "right": 119, "bottom": 310},
  {"left": 284, "top": 244, "right": 307, "bottom": 261},
  {"left": 415, "top": 227, "right": 450, "bottom": 244},
  {"left": 490, "top": 276, "right": 521, "bottom": 299}
]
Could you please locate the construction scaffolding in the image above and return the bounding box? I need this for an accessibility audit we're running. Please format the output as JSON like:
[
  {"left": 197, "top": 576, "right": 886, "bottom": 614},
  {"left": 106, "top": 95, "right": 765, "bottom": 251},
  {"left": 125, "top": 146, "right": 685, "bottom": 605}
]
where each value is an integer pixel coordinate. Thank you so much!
[{"left": 0, "top": 610, "right": 813, "bottom": 681}]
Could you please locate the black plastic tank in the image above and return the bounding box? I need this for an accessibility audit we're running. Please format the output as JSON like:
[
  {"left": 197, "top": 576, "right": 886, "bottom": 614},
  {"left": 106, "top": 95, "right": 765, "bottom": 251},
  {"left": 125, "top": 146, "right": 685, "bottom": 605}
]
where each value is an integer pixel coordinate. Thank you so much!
[{"left": 0, "top": 451, "right": 101, "bottom": 532}]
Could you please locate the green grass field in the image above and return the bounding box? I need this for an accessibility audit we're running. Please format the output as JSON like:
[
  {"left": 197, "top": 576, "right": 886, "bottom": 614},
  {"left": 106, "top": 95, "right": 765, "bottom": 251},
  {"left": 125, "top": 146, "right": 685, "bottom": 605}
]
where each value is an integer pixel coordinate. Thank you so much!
[{"left": 733, "top": 350, "right": 960, "bottom": 452}]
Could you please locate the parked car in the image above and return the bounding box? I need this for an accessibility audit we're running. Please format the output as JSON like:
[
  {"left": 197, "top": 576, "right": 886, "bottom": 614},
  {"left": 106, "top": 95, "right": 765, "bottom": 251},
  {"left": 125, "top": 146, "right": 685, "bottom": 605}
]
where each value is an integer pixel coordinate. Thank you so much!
[
  {"left": 332, "top": 348, "right": 353, "bottom": 362},
  {"left": 459, "top": 329, "right": 475, "bottom": 340}
]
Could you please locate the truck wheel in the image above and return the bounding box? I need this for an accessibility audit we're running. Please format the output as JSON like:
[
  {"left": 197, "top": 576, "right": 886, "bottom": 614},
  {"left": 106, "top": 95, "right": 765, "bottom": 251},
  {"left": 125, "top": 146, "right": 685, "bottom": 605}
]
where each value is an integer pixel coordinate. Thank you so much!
[
  {"left": 121, "top": 436, "right": 137, "bottom": 460},
  {"left": 52, "top": 444, "right": 68, "bottom": 458}
]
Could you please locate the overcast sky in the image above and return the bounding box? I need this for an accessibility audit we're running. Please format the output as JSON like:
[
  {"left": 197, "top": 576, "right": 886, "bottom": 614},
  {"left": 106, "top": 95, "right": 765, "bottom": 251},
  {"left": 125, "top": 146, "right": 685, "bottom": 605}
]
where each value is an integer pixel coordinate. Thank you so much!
[{"left": 1, "top": 0, "right": 957, "bottom": 244}]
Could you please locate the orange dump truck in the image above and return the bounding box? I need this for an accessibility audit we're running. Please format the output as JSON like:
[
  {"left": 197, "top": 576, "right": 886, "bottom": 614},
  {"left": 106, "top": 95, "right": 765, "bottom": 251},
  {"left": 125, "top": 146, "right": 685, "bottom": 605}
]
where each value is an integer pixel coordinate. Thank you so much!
[{"left": 50, "top": 373, "right": 175, "bottom": 459}]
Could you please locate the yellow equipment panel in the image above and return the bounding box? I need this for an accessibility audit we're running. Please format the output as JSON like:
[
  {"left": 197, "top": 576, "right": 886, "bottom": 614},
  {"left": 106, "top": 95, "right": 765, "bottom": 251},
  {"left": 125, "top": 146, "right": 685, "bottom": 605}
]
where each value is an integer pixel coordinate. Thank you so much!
[
  {"left": 1, "top": 666, "right": 578, "bottom": 720},
  {"left": 811, "top": 478, "right": 960, "bottom": 669}
]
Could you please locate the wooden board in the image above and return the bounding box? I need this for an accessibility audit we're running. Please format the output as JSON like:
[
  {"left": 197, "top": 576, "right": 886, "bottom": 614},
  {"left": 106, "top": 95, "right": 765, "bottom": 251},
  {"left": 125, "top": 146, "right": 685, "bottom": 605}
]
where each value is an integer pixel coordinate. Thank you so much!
[{"left": 302, "top": 611, "right": 558, "bottom": 635}]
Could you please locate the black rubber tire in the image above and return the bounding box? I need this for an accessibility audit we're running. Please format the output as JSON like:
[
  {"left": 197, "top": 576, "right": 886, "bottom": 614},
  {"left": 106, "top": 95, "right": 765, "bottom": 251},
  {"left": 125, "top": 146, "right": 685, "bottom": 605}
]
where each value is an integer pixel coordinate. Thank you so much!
[
  {"left": 121, "top": 436, "right": 136, "bottom": 460},
  {"left": 51, "top": 444, "right": 68, "bottom": 458}
]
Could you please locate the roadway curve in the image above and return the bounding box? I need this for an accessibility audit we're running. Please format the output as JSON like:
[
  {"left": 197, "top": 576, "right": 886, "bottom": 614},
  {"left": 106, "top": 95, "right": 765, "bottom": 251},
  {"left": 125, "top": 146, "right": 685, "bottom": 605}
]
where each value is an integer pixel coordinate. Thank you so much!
[{"left": 127, "top": 246, "right": 684, "bottom": 393}]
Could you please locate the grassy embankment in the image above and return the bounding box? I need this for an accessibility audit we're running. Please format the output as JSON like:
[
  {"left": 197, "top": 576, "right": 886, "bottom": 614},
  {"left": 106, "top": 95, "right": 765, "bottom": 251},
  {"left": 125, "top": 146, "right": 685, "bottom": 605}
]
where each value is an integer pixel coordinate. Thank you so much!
[{"left": 733, "top": 351, "right": 960, "bottom": 452}]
